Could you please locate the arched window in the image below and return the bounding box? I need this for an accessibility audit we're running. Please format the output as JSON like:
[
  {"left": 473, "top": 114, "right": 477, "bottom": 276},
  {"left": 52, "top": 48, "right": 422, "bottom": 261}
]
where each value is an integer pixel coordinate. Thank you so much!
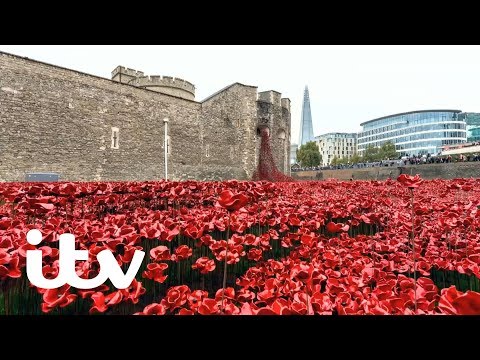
[{"left": 111, "top": 127, "right": 119, "bottom": 149}]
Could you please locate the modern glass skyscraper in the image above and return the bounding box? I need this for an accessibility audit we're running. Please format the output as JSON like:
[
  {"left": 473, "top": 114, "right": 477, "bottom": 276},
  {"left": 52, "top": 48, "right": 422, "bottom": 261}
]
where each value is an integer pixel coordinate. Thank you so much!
[
  {"left": 298, "top": 86, "right": 315, "bottom": 146},
  {"left": 357, "top": 110, "right": 466, "bottom": 156}
]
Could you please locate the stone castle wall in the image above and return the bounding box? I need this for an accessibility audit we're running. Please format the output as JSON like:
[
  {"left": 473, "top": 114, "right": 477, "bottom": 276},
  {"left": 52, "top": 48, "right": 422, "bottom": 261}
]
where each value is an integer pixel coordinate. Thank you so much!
[{"left": 0, "top": 52, "right": 291, "bottom": 182}]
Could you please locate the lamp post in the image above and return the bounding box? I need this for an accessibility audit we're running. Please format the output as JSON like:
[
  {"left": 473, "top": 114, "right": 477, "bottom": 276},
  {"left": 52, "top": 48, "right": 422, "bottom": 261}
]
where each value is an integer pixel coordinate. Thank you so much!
[{"left": 163, "top": 117, "right": 169, "bottom": 181}]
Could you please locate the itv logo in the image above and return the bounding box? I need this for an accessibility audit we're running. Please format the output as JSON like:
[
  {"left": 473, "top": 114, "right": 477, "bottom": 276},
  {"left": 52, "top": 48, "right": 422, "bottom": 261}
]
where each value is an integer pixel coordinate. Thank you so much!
[{"left": 26, "top": 229, "right": 145, "bottom": 290}]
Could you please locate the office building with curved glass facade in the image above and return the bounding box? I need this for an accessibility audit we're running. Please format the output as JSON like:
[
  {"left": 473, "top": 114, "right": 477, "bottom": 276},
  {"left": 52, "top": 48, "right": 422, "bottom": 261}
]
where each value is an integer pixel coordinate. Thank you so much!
[
  {"left": 357, "top": 110, "right": 467, "bottom": 157},
  {"left": 458, "top": 112, "right": 480, "bottom": 142}
]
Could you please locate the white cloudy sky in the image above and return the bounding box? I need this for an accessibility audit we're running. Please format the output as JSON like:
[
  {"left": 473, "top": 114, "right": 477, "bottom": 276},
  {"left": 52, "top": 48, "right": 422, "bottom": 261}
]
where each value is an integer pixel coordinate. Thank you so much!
[{"left": 1, "top": 45, "right": 479, "bottom": 143}]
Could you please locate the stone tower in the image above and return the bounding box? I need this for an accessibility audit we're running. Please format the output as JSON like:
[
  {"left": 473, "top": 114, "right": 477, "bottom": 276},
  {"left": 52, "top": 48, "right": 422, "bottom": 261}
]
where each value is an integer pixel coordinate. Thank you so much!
[
  {"left": 298, "top": 85, "right": 314, "bottom": 145},
  {"left": 256, "top": 91, "right": 291, "bottom": 175}
]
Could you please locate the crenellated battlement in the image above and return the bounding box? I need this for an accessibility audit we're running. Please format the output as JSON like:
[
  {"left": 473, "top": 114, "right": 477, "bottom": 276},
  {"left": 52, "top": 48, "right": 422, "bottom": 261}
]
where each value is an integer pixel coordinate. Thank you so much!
[
  {"left": 111, "top": 66, "right": 195, "bottom": 100},
  {"left": 111, "top": 66, "right": 145, "bottom": 79},
  {"left": 130, "top": 75, "right": 195, "bottom": 94},
  {"left": 257, "top": 90, "right": 282, "bottom": 106}
]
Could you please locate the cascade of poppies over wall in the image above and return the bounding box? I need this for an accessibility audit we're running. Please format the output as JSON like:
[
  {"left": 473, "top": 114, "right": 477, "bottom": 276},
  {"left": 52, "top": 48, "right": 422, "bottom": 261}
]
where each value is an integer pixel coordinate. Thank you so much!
[{"left": 252, "top": 127, "right": 294, "bottom": 182}]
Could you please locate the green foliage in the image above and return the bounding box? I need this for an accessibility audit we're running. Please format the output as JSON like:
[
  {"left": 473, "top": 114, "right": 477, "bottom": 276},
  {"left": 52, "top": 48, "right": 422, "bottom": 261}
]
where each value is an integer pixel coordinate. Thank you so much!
[
  {"left": 380, "top": 141, "right": 397, "bottom": 160},
  {"left": 332, "top": 157, "right": 350, "bottom": 165},
  {"left": 350, "top": 153, "right": 361, "bottom": 164},
  {"left": 296, "top": 141, "right": 321, "bottom": 167},
  {"left": 330, "top": 156, "right": 338, "bottom": 166},
  {"left": 363, "top": 144, "right": 381, "bottom": 162},
  {"left": 361, "top": 142, "right": 398, "bottom": 162},
  {"left": 340, "top": 157, "right": 351, "bottom": 165}
]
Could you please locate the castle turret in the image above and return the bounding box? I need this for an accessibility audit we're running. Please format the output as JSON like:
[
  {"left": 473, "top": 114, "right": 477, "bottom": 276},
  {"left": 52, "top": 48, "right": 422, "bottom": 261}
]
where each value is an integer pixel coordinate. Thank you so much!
[
  {"left": 258, "top": 90, "right": 282, "bottom": 107},
  {"left": 111, "top": 66, "right": 195, "bottom": 101},
  {"left": 281, "top": 98, "right": 291, "bottom": 113},
  {"left": 130, "top": 76, "right": 195, "bottom": 101},
  {"left": 256, "top": 90, "right": 291, "bottom": 175}
]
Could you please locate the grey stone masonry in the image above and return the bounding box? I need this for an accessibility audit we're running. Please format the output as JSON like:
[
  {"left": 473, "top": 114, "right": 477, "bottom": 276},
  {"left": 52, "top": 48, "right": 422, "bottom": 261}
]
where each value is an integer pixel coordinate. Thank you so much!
[{"left": 0, "top": 51, "right": 291, "bottom": 182}]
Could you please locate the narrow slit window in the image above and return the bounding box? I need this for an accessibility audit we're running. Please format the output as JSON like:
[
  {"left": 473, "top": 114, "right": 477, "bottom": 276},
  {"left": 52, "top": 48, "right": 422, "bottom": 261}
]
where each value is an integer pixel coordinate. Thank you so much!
[
  {"left": 205, "top": 144, "right": 210, "bottom": 157},
  {"left": 111, "top": 127, "right": 119, "bottom": 149},
  {"left": 166, "top": 135, "right": 171, "bottom": 155}
]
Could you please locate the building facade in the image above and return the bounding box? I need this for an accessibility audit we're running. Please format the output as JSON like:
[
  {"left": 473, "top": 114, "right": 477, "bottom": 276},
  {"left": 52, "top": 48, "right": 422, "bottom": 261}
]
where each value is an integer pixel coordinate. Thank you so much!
[
  {"left": 316, "top": 133, "right": 357, "bottom": 166},
  {"left": 458, "top": 112, "right": 480, "bottom": 142},
  {"left": 290, "top": 143, "right": 298, "bottom": 164},
  {"left": 298, "top": 86, "right": 314, "bottom": 146},
  {"left": 0, "top": 51, "right": 291, "bottom": 182},
  {"left": 357, "top": 110, "right": 466, "bottom": 157}
]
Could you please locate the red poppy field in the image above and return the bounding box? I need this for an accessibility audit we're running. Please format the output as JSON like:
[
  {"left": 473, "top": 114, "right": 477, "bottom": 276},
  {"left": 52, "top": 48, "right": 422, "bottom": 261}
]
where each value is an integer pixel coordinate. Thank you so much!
[{"left": 1, "top": 176, "right": 480, "bottom": 315}]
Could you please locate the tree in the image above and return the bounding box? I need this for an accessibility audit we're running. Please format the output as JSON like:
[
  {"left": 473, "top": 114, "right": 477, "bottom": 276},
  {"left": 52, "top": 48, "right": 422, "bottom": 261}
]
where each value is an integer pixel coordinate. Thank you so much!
[
  {"left": 380, "top": 141, "right": 397, "bottom": 160},
  {"left": 330, "top": 156, "right": 339, "bottom": 166},
  {"left": 363, "top": 144, "right": 381, "bottom": 162},
  {"left": 336, "top": 157, "right": 349, "bottom": 165},
  {"left": 296, "top": 141, "right": 321, "bottom": 167},
  {"left": 341, "top": 157, "right": 350, "bottom": 165},
  {"left": 350, "top": 153, "right": 361, "bottom": 164}
]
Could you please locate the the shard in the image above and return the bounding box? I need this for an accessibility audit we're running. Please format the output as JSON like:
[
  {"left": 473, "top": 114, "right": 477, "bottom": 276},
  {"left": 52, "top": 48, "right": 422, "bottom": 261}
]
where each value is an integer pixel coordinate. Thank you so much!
[{"left": 298, "top": 86, "right": 315, "bottom": 146}]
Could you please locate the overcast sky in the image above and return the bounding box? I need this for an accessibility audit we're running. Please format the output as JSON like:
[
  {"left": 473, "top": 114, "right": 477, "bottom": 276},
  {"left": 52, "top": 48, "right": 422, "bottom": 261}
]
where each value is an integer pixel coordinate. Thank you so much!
[{"left": 1, "top": 45, "right": 479, "bottom": 143}]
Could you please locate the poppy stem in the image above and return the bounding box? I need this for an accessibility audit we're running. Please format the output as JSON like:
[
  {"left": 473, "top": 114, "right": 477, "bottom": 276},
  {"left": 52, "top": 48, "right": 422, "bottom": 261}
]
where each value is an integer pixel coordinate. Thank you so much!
[
  {"left": 410, "top": 188, "right": 417, "bottom": 313},
  {"left": 3, "top": 289, "right": 7, "bottom": 315},
  {"left": 221, "top": 212, "right": 230, "bottom": 314},
  {"left": 306, "top": 281, "right": 311, "bottom": 315}
]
